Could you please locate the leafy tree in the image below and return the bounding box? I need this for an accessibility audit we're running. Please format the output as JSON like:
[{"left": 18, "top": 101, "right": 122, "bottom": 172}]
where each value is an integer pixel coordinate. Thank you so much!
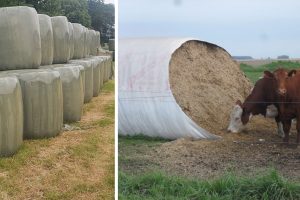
[
  {"left": 61, "top": 0, "right": 91, "bottom": 27},
  {"left": 88, "top": 0, "right": 115, "bottom": 44}
]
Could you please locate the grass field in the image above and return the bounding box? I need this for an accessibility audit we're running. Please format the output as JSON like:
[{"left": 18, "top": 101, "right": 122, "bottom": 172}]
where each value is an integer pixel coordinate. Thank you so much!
[
  {"left": 119, "top": 61, "right": 300, "bottom": 199},
  {"left": 240, "top": 60, "right": 300, "bottom": 83},
  {"left": 0, "top": 81, "right": 115, "bottom": 200}
]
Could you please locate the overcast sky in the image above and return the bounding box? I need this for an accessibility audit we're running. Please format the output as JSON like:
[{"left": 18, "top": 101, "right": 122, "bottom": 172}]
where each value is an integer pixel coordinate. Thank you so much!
[{"left": 119, "top": 0, "right": 300, "bottom": 58}]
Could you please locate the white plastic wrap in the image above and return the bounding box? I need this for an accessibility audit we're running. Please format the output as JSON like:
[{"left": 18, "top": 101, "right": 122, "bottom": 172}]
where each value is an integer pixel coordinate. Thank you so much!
[
  {"left": 119, "top": 38, "right": 219, "bottom": 139},
  {"left": 90, "top": 30, "right": 98, "bottom": 56},
  {"left": 0, "top": 75, "right": 23, "bottom": 156},
  {"left": 51, "top": 16, "right": 70, "bottom": 63},
  {"left": 38, "top": 14, "right": 54, "bottom": 65},
  {"left": 3, "top": 69, "right": 63, "bottom": 139},
  {"left": 73, "top": 23, "right": 85, "bottom": 59},
  {"left": 85, "top": 57, "right": 100, "bottom": 97},
  {"left": 0, "top": 6, "right": 41, "bottom": 70},
  {"left": 68, "top": 59, "right": 93, "bottom": 103},
  {"left": 83, "top": 27, "right": 88, "bottom": 57},
  {"left": 68, "top": 22, "right": 74, "bottom": 60},
  {"left": 41, "top": 64, "right": 84, "bottom": 122}
]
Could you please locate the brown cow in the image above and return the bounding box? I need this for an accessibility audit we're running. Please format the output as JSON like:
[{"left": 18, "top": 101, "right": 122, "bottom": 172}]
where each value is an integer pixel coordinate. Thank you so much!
[
  {"left": 265, "top": 68, "right": 300, "bottom": 144},
  {"left": 228, "top": 74, "right": 284, "bottom": 137}
]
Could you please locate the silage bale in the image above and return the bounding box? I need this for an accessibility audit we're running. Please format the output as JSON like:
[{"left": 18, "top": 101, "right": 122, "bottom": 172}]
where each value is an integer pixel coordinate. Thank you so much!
[
  {"left": 38, "top": 14, "right": 54, "bottom": 65},
  {"left": 68, "top": 22, "right": 75, "bottom": 60},
  {"left": 85, "top": 57, "right": 101, "bottom": 96},
  {"left": 96, "top": 31, "right": 101, "bottom": 51},
  {"left": 68, "top": 60, "right": 93, "bottom": 103},
  {"left": 119, "top": 38, "right": 252, "bottom": 139},
  {"left": 73, "top": 23, "right": 85, "bottom": 59},
  {"left": 3, "top": 69, "right": 63, "bottom": 139},
  {"left": 0, "top": 6, "right": 41, "bottom": 70},
  {"left": 51, "top": 16, "right": 70, "bottom": 63},
  {"left": 109, "top": 39, "right": 115, "bottom": 51},
  {"left": 41, "top": 64, "right": 84, "bottom": 122},
  {"left": 0, "top": 75, "right": 23, "bottom": 157},
  {"left": 90, "top": 30, "right": 98, "bottom": 56},
  {"left": 83, "top": 27, "right": 88, "bottom": 57}
]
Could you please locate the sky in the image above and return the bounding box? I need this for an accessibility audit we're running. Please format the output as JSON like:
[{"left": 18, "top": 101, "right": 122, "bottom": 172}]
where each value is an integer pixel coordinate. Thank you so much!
[{"left": 119, "top": 0, "right": 300, "bottom": 58}]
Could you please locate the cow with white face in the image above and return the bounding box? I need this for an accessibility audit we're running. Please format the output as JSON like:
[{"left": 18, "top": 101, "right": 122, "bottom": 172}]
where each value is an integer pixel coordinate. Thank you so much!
[{"left": 227, "top": 72, "right": 285, "bottom": 137}]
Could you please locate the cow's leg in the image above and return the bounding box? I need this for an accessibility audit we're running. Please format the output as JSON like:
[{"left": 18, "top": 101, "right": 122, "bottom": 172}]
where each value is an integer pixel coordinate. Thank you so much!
[
  {"left": 282, "top": 120, "right": 291, "bottom": 144},
  {"left": 275, "top": 116, "right": 284, "bottom": 138}
]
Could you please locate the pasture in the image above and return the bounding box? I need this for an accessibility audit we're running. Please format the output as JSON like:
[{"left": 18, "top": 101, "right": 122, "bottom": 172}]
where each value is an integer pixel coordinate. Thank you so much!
[{"left": 119, "top": 61, "right": 300, "bottom": 199}]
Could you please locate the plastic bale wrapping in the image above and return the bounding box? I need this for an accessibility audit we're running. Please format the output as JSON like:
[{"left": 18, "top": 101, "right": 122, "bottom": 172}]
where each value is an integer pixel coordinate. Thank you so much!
[
  {"left": 68, "top": 60, "right": 93, "bottom": 103},
  {"left": 41, "top": 64, "right": 84, "bottom": 122},
  {"left": 38, "top": 14, "right": 54, "bottom": 65},
  {"left": 119, "top": 38, "right": 252, "bottom": 139},
  {"left": 90, "top": 30, "right": 98, "bottom": 56},
  {"left": 96, "top": 32, "right": 100, "bottom": 50},
  {"left": 73, "top": 23, "right": 85, "bottom": 59},
  {"left": 92, "top": 56, "right": 106, "bottom": 89},
  {"left": 0, "top": 75, "right": 23, "bottom": 157},
  {"left": 109, "top": 39, "right": 115, "bottom": 51},
  {"left": 3, "top": 69, "right": 63, "bottom": 139},
  {"left": 83, "top": 27, "right": 88, "bottom": 57},
  {"left": 51, "top": 16, "right": 70, "bottom": 63},
  {"left": 0, "top": 6, "right": 41, "bottom": 70},
  {"left": 68, "top": 22, "right": 74, "bottom": 60},
  {"left": 85, "top": 57, "right": 100, "bottom": 97}
]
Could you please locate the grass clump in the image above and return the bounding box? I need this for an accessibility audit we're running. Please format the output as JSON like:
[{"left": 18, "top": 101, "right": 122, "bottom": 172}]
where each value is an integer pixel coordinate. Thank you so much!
[{"left": 119, "top": 170, "right": 300, "bottom": 200}]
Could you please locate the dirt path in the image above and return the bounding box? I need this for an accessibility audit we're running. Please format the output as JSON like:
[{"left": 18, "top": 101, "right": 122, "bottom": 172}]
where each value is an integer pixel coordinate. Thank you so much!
[
  {"left": 119, "top": 115, "right": 300, "bottom": 181},
  {"left": 0, "top": 81, "right": 115, "bottom": 200}
]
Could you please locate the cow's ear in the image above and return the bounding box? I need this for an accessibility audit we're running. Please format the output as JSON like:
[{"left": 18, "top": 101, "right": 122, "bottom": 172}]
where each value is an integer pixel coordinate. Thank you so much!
[
  {"left": 236, "top": 100, "right": 242, "bottom": 107},
  {"left": 264, "top": 70, "right": 274, "bottom": 78},
  {"left": 288, "top": 70, "right": 297, "bottom": 77}
]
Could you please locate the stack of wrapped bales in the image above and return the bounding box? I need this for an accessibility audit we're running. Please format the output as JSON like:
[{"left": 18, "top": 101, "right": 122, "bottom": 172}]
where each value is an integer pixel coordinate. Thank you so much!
[{"left": 0, "top": 6, "right": 113, "bottom": 157}]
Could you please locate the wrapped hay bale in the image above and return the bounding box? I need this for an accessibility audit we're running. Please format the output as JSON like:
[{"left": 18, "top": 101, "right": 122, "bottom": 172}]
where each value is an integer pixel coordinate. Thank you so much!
[
  {"left": 3, "top": 69, "right": 63, "bottom": 139},
  {"left": 68, "top": 60, "right": 93, "bottom": 103},
  {"left": 73, "top": 23, "right": 85, "bottom": 59},
  {"left": 109, "top": 39, "right": 115, "bottom": 51},
  {"left": 41, "top": 64, "right": 84, "bottom": 122},
  {"left": 38, "top": 14, "right": 54, "bottom": 65},
  {"left": 68, "top": 22, "right": 74, "bottom": 60},
  {"left": 85, "top": 57, "right": 101, "bottom": 96},
  {"left": 0, "top": 75, "right": 23, "bottom": 156},
  {"left": 90, "top": 30, "right": 98, "bottom": 56},
  {"left": 0, "top": 6, "right": 41, "bottom": 70},
  {"left": 83, "top": 27, "right": 88, "bottom": 57},
  {"left": 119, "top": 38, "right": 252, "bottom": 139},
  {"left": 51, "top": 16, "right": 70, "bottom": 63}
]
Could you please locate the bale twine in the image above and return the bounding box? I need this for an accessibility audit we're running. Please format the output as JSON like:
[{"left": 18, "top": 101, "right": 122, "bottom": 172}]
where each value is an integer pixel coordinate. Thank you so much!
[
  {"left": 0, "top": 6, "right": 41, "bottom": 70},
  {"left": 3, "top": 69, "right": 63, "bottom": 139},
  {"left": 68, "top": 60, "right": 93, "bottom": 103},
  {"left": 73, "top": 23, "right": 85, "bottom": 59},
  {"left": 51, "top": 16, "right": 70, "bottom": 63},
  {"left": 68, "top": 22, "right": 74, "bottom": 60},
  {"left": 0, "top": 75, "right": 23, "bottom": 156},
  {"left": 38, "top": 14, "right": 54, "bottom": 65},
  {"left": 41, "top": 64, "right": 84, "bottom": 122}
]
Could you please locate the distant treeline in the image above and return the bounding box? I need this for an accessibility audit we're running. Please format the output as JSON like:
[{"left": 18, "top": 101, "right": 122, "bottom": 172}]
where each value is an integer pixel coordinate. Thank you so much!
[{"left": 0, "top": 0, "right": 114, "bottom": 44}]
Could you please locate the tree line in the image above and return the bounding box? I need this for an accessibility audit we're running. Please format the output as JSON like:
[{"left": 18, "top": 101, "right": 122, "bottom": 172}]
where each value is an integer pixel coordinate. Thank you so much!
[{"left": 0, "top": 0, "right": 114, "bottom": 44}]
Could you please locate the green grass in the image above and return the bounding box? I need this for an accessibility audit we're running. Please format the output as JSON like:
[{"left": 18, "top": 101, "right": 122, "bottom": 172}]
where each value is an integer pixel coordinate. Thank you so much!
[
  {"left": 102, "top": 80, "right": 115, "bottom": 93},
  {"left": 240, "top": 61, "right": 300, "bottom": 83},
  {"left": 119, "top": 170, "right": 300, "bottom": 200}
]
